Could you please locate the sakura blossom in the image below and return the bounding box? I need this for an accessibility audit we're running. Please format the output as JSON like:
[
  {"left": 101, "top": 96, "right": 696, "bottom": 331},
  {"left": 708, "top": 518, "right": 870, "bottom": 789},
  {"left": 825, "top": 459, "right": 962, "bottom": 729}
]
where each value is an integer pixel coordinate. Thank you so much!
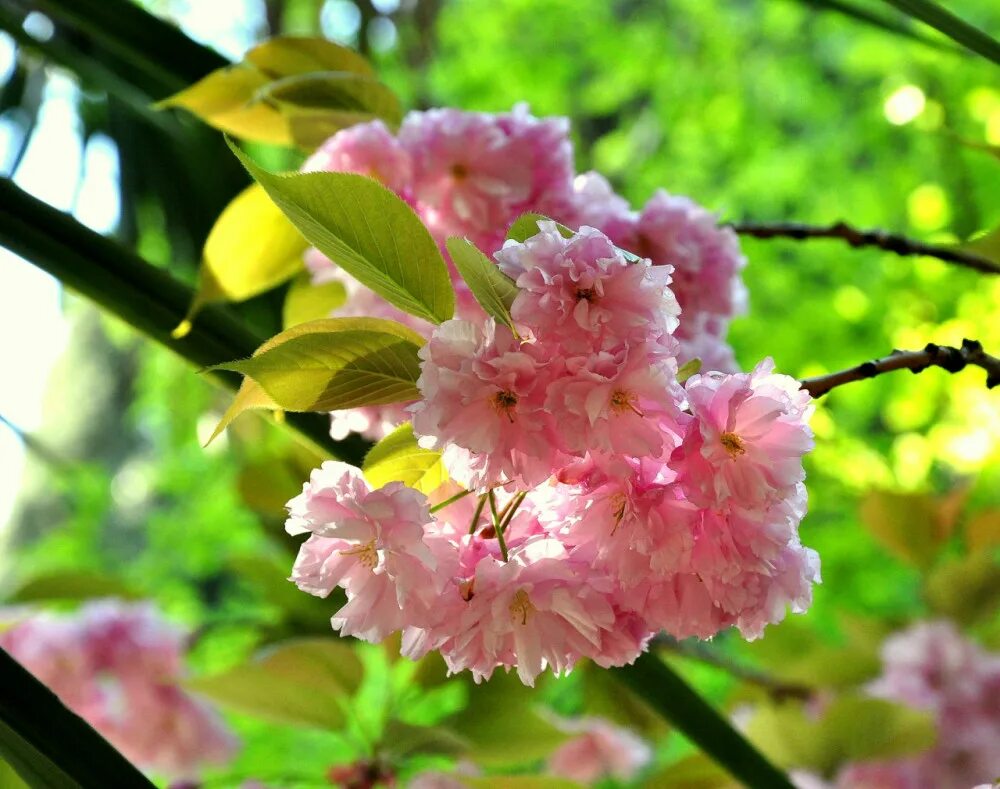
[
  {"left": 302, "top": 106, "right": 749, "bottom": 441},
  {"left": 547, "top": 717, "right": 653, "bottom": 783},
  {"left": 285, "top": 218, "right": 818, "bottom": 685},
  {"left": 0, "top": 601, "right": 237, "bottom": 779}
]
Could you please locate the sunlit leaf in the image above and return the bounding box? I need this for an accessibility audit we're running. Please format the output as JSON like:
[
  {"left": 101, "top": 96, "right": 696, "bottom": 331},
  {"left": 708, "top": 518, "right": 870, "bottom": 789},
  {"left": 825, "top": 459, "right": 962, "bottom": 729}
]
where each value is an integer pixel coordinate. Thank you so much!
[
  {"left": 212, "top": 317, "right": 424, "bottom": 412},
  {"left": 643, "top": 754, "right": 736, "bottom": 789},
  {"left": 186, "top": 638, "right": 363, "bottom": 731},
  {"left": 156, "top": 64, "right": 290, "bottom": 145},
  {"left": 231, "top": 142, "right": 455, "bottom": 324},
  {"left": 244, "top": 36, "right": 375, "bottom": 79},
  {"left": 507, "top": 212, "right": 574, "bottom": 243},
  {"left": 677, "top": 358, "right": 702, "bottom": 383},
  {"left": 283, "top": 272, "right": 348, "bottom": 329},
  {"left": 174, "top": 183, "right": 308, "bottom": 337},
  {"left": 380, "top": 720, "right": 468, "bottom": 760},
  {"left": 446, "top": 672, "right": 569, "bottom": 767},
  {"left": 363, "top": 423, "right": 448, "bottom": 495},
  {"left": 206, "top": 378, "right": 279, "bottom": 446},
  {"left": 262, "top": 72, "right": 403, "bottom": 148},
  {"left": 446, "top": 237, "right": 519, "bottom": 334}
]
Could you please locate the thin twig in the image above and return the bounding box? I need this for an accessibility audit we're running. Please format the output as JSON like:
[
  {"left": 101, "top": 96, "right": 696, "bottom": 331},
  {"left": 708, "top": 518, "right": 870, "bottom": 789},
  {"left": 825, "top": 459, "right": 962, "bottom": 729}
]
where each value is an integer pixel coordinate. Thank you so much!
[
  {"left": 800, "top": 339, "right": 1000, "bottom": 398},
  {"left": 652, "top": 634, "right": 813, "bottom": 701},
  {"left": 728, "top": 220, "right": 1000, "bottom": 275}
]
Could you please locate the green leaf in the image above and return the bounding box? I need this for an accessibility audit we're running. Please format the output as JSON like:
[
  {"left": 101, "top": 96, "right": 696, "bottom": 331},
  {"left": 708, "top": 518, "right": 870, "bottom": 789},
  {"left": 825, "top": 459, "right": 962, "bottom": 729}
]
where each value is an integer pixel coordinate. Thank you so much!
[
  {"left": 966, "top": 510, "right": 1000, "bottom": 552},
  {"left": 283, "top": 272, "right": 348, "bottom": 329},
  {"left": 581, "top": 661, "right": 669, "bottom": 739},
  {"left": 174, "top": 183, "right": 308, "bottom": 337},
  {"left": 643, "top": 754, "right": 734, "bottom": 789},
  {"left": 380, "top": 720, "right": 468, "bottom": 760},
  {"left": 244, "top": 36, "right": 374, "bottom": 79},
  {"left": 6, "top": 572, "right": 138, "bottom": 604},
  {"left": 467, "top": 779, "right": 583, "bottom": 789},
  {"left": 858, "top": 489, "right": 961, "bottom": 570},
  {"left": 261, "top": 72, "right": 403, "bottom": 148},
  {"left": 231, "top": 142, "right": 455, "bottom": 324},
  {"left": 363, "top": 423, "right": 449, "bottom": 495},
  {"left": 446, "top": 672, "right": 569, "bottom": 767},
  {"left": 213, "top": 317, "right": 424, "bottom": 412},
  {"left": 157, "top": 64, "right": 292, "bottom": 145},
  {"left": 446, "top": 237, "right": 519, "bottom": 333},
  {"left": 925, "top": 550, "right": 1000, "bottom": 625},
  {"left": 746, "top": 695, "right": 936, "bottom": 774},
  {"left": 615, "top": 653, "right": 794, "bottom": 789},
  {"left": 962, "top": 224, "right": 1000, "bottom": 264},
  {"left": 206, "top": 377, "right": 280, "bottom": 446},
  {"left": 507, "top": 212, "right": 574, "bottom": 243},
  {"left": 677, "top": 358, "right": 702, "bottom": 383},
  {"left": 186, "top": 638, "right": 363, "bottom": 731},
  {"left": 0, "top": 650, "right": 155, "bottom": 788},
  {"left": 876, "top": 0, "right": 1000, "bottom": 67}
]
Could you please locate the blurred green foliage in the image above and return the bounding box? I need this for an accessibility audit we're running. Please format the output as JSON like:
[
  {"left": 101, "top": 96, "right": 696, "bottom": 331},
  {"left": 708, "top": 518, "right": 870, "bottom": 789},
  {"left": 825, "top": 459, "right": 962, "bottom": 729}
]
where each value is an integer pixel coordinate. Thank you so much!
[{"left": 2, "top": 0, "right": 1000, "bottom": 786}]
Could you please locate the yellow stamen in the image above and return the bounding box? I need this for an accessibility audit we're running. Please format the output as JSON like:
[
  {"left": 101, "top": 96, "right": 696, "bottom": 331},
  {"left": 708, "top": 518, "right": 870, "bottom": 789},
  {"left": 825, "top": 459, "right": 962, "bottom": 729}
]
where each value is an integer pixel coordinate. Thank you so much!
[
  {"left": 720, "top": 431, "right": 746, "bottom": 458},
  {"left": 451, "top": 163, "right": 468, "bottom": 180},
  {"left": 340, "top": 540, "right": 378, "bottom": 570},
  {"left": 610, "top": 492, "right": 627, "bottom": 535},
  {"left": 459, "top": 578, "right": 475, "bottom": 601},
  {"left": 610, "top": 389, "right": 644, "bottom": 417},
  {"left": 509, "top": 588, "right": 535, "bottom": 625}
]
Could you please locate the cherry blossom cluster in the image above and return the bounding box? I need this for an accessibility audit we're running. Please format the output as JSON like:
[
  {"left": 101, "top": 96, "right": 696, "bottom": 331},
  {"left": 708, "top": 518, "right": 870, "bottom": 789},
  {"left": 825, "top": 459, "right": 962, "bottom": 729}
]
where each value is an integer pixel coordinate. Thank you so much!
[
  {"left": 301, "top": 106, "right": 746, "bottom": 441},
  {"left": 0, "top": 600, "right": 237, "bottom": 779},
  {"left": 286, "top": 219, "right": 817, "bottom": 686},
  {"left": 794, "top": 621, "right": 1000, "bottom": 789}
]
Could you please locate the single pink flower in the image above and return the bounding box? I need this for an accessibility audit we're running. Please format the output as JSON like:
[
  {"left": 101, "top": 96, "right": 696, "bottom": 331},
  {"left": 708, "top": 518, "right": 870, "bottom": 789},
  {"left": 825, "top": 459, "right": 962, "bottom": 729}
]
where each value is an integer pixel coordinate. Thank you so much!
[
  {"left": 302, "top": 119, "right": 412, "bottom": 196},
  {"left": 547, "top": 718, "right": 652, "bottom": 783}
]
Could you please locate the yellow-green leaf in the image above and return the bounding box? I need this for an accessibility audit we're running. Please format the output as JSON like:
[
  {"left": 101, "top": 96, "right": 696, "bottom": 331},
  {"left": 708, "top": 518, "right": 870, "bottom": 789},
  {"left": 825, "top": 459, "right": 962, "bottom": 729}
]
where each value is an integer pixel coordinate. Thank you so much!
[
  {"left": 283, "top": 272, "right": 348, "bottom": 329},
  {"left": 966, "top": 510, "right": 1000, "bottom": 552},
  {"left": 362, "top": 423, "right": 448, "bottom": 495},
  {"left": 925, "top": 550, "right": 1000, "bottom": 625},
  {"left": 157, "top": 64, "right": 291, "bottom": 145},
  {"left": 858, "top": 489, "right": 960, "bottom": 570},
  {"left": 231, "top": 142, "right": 455, "bottom": 324},
  {"left": 446, "top": 237, "right": 519, "bottom": 334},
  {"left": 186, "top": 638, "right": 363, "bottom": 731},
  {"left": 262, "top": 72, "right": 403, "bottom": 148},
  {"left": 213, "top": 317, "right": 424, "bottom": 412},
  {"left": 244, "top": 36, "right": 374, "bottom": 79},
  {"left": 677, "top": 358, "right": 702, "bottom": 383},
  {"left": 507, "top": 212, "right": 574, "bottom": 243},
  {"left": 7, "top": 572, "right": 138, "bottom": 604}
]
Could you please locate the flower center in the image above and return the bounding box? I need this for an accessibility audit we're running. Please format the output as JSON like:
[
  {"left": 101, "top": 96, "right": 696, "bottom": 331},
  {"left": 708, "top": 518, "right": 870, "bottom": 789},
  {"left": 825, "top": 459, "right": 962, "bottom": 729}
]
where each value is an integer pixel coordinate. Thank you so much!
[
  {"left": 720, "top": 431, "right": 746, "bottom": 458},
  {"left": 575, "top": 286, "right": 597, "bottom": 303},
  {"left": 610, "top": 492, "right": 628, "bottom": 535},
  {"left": 340, "top": 540, "right": 378, "bottom": 570},
  {"left": 459, "top": 578, "right": 475, "bottom": 602},
  {"left": 451, "top": 162, "right": 468, "bottom": 180},
  {"left": 610, "top": 389, "right": 644, "bottom": 417},
  {"left": 491, "top": 389, "right": 518, "bottom": 422},
  {"left": 509, "top": 588, "right": 535, "bottom": 625}
]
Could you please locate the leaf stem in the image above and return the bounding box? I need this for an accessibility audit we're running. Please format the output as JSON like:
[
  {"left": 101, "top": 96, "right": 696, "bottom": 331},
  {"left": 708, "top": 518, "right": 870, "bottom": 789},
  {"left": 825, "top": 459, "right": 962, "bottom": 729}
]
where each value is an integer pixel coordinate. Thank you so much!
[
  {"left": 497, "top": 491, "right": 527, "bottom": 535},
  {"left": 467, "top": 494, "right": 488, "bottom": 535},
  {"left": 487, "top": 490, "right": 509, "bottom": 561},
  {"left": 429, "top": 489, "right": 471, "bottom": 514}
]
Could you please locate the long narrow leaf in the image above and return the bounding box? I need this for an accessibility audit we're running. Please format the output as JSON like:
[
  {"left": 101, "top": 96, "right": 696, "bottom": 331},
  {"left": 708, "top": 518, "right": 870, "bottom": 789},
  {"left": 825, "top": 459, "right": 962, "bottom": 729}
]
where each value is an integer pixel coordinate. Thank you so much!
[
  {"left": 877, "top": 0, "right": 1000, "bottom": 66},
  {"left": 0, "top": 177, "right": 367, "bottom": 464},
  {"left": 0, "top": 649, "right": 156, "bottom": 788},
  {"left": 789, "top": 0, "right": 961, "bottom": 51},
  {"left": 614, "top": 652, "right": 795, "bottom": 789}
]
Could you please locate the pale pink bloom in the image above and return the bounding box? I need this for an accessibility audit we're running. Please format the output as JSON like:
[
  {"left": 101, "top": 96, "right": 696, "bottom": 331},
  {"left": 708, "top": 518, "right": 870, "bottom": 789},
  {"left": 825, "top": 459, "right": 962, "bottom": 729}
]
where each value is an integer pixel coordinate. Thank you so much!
[
  {"left": 635, "top": 573, "right": 735, "bottom": 640},
  {"left": 399, "top": 107, "right": 574, "bottom": 252},
  {"left": 410, "top": 320, "right": 562, "bottom": 490},
  {"left": 682, "top": 358, "right": 813, "bottom": 511},
  {"left": 286, "top": 462, "right": 439, "bottom": 641},
  {"left": 547, "top": 717, "right": 652, "bottom": 783},
  {"left": 545, "top": 344, "right": 684, "bottom": 458},
  {"left": 636, "top": 190, "right": 748, "bottom": 321},
  {"left": 302, "top": 119, "right": 412, "bottom": 196},
  {"left": 497, "top": 221, "right": 679, "bottom": 348},
  {"left": 0, "top": 601, "right": 237, "bottom": 779},
  {"left": 565, "top": 171, "right": 639, "bottom": 251},
  {"left": 676, "top": 313, "right": 740, "bottom": 373}
]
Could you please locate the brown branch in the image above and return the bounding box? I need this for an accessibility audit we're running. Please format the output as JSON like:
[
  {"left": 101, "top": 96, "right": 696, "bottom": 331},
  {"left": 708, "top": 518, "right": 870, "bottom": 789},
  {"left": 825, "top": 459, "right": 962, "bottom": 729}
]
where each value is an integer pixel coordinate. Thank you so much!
[
  {"left": 728, "top": 220, "right": 1000, "bottom": 276},
  {"left": 652, "top": 634, "right": 813, "bottom": 701},
  {"left": 800, "top": 339, "right": 1000, "bottom": 398}
]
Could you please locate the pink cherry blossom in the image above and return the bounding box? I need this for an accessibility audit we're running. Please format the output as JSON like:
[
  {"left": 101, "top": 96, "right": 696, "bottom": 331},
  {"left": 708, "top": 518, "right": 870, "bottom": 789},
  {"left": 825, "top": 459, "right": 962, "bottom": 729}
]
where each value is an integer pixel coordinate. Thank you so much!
[
  {"left": 286, "top": 461, "right": 439, "bottom": 641},
  {"left": 302, "top": 119, "right": 412, "bottom": 196},
  {"left": 547, "top": 717, "right": 652, "bottom": 783},
  {"left": 0, "top": 601, "right": 237, "bottom": 779}
]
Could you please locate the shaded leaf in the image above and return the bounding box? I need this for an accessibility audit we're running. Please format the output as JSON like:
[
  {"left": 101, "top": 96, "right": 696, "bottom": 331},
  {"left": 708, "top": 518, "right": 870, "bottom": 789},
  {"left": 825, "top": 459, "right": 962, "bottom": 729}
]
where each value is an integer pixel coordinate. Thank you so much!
[
  {"left": 859, "top": 489, "right": 961, "bottom": 569},
  {"left": 186, "top": 638, "right": 363, "bottom": 731},
  {"left": 467, "top": 779, "right": 582, "bottom": 789},
  {"left": 363, "top": 423, "right": 448, "bottom": 495},
  {"left": 643, "top": 754, "right": 736, "bottom": 789},
  {"left": 876, "top": 0, "right": 1000, "bottom": 67},
  {"left": 380, "top": 720, "right": 468, "bottom": 760},
  {"left": 283, "top": 272, "right": 348, "bottom": 329},
  {"left": 677, "top": 358, "right": 702, "bottom": 384},
  {"left": 213, "top": 317, "right": 424, "bottom": 412},
  {"left": 965, "top": 510, "right": 1000, "bottom": 552},
  {"left": 206, "top": 377, "right": 279, "bottom": 446},
  {"left": 507, "top": 213, "right": 574, "bottom": 243},
  {"left": 581, "top": 661, "right": 669, "bottom": 739},
  {"left": 446, "top": 672, "right": 569, "bottom": 767},
  {"left": 232, "top": 142, "right": 454, "bottom": 324},
  {"left": 925, "top": 550, "right": 1000, "bottom": 625},
  {"left": 961, "top": 224, "right": 1000, "bottom": 264},
  {"left": 6, "top": 572, "right": 138, "bottom": 604},
  {"left": 446, "top": 237, "right": 519, "bottom": 333}
]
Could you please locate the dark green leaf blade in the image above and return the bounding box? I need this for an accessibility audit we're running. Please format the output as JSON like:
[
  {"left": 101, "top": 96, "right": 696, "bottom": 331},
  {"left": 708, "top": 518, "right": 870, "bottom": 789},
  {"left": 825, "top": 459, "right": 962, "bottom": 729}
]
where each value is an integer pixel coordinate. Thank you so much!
[{"left": 877, "top": 0, "right": 1000, "bottom": 66}]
